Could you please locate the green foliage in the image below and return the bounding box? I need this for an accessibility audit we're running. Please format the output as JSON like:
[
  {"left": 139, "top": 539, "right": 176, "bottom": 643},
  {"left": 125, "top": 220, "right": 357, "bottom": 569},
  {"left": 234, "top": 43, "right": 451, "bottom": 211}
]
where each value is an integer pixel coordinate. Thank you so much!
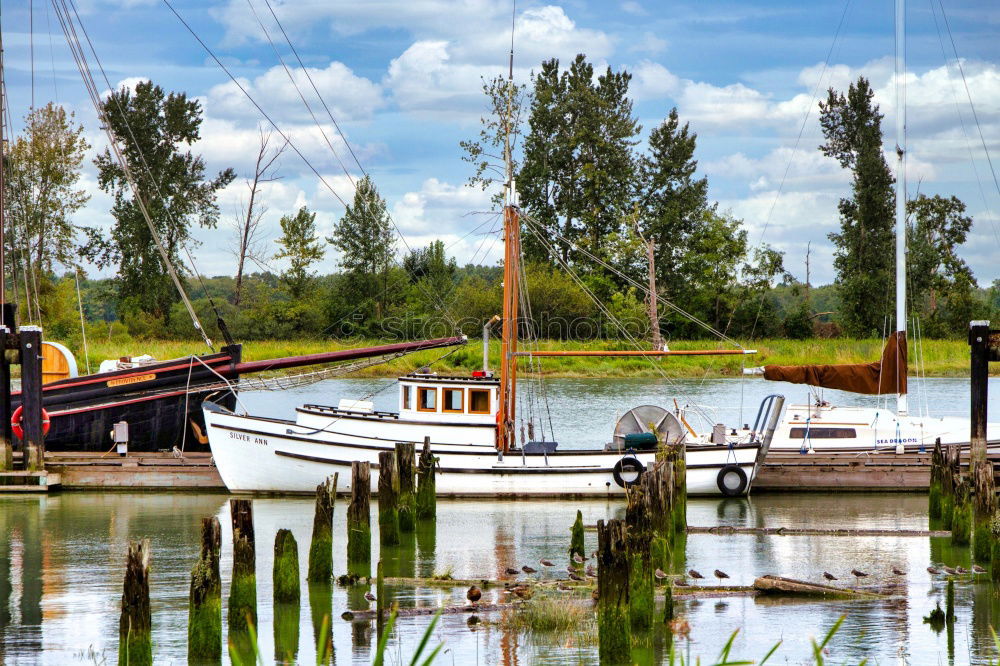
[
  {"left": 275, "top": 206, "right": 325, "bottom": 301},
  {"left": 93, "top": 80, "right": 234, "bottom": 326},
  {"left": 819, "top": 77, "right": 895, "bottom": 337},
  {"left": 459, "top": 75, "right": 528, "bottom": 207}
]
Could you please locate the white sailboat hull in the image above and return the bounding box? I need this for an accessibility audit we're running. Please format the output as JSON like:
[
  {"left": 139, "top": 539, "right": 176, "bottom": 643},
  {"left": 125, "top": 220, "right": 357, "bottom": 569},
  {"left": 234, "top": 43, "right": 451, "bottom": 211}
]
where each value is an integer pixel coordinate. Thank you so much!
[{"left": 204, "top": 404, "right": 761, "bottom": 497}]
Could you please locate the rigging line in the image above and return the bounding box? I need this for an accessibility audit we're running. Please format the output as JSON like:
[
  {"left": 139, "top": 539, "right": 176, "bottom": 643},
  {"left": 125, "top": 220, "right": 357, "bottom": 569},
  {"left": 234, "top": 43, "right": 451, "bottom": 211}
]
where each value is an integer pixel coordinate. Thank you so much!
[
  {"left": 520, "top": 211, "right": 742, "bottom": 347},
  {"left": 258, "top": 0, "right": 368, "bottom": 178},
  {"left": 524, "top": 216, "right": 713, "bottom": 425},
  {"left": 44, "top": 0, "right": 58, "bottom": 101},
  {"left": 54, "top": 0, "right": 214, "bottom": 350},
  {"left": 163, "top": 0, "right": 459, "bottom": 330},
  {"left": 936, "top": 0, "right": 1000, "bottom": 203},
  {"left": 244, "top": 0, "right": 356, "bottom": 189},
  {"left": 928, "top": 0, "right": 998, "bottom": 245}
]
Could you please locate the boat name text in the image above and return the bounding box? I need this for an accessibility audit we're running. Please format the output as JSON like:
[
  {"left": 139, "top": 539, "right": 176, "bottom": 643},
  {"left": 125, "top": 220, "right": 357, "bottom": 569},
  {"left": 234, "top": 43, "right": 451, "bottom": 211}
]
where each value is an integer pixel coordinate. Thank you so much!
[
  {"left": 106, "top": 373, "right": 157, "bottom": 388},
  {"left": 875, "top": 437, "right": 919, "bottom": 445},
  {"left": 229, "top": 431, "right": 268, "bottom": 446}
]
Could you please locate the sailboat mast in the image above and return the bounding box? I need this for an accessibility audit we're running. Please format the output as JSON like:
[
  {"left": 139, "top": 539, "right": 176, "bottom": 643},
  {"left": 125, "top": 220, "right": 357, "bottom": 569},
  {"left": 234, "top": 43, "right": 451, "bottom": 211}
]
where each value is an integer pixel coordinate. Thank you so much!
[{"left": 894, "top": 0, "right": 908, "bottom": 415}]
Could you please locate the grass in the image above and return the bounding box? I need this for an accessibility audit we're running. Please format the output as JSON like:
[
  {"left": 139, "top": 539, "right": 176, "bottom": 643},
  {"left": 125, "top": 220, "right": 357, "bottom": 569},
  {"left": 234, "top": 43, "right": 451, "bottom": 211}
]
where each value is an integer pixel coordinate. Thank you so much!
[
  {"left": 499, "top": 597, "right": 597, "bottom": 637},
  {"left": 66, "top": 336, "right": 979, "bottom": 379}
]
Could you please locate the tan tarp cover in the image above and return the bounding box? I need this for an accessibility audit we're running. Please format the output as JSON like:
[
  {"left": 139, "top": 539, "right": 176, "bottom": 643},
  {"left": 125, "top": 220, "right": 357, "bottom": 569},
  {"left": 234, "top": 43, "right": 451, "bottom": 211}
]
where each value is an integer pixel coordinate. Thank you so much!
[{"left": 763, "top": 331, "right": 907, "bottom": 395}]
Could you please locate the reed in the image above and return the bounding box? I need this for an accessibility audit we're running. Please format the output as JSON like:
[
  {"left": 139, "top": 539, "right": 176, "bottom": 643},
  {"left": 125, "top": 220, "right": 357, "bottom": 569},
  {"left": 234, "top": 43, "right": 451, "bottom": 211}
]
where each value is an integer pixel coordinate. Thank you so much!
[{"left": 499, "top": 597, "right": 595, "bottom": 636}]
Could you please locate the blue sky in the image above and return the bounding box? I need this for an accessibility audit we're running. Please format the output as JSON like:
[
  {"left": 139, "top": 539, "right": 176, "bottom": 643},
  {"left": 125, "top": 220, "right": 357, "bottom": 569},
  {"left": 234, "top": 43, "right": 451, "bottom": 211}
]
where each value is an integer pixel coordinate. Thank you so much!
[{"left": 3, "top": 0, "right": 999, "bottom": 287}]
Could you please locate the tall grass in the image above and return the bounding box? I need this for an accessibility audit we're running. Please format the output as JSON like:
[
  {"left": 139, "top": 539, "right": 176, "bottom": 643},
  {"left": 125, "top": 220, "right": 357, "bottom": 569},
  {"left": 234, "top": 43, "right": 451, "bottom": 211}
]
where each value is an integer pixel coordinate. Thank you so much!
[{"left": 72, "top": 337, "right": 976, "bottom": 379}]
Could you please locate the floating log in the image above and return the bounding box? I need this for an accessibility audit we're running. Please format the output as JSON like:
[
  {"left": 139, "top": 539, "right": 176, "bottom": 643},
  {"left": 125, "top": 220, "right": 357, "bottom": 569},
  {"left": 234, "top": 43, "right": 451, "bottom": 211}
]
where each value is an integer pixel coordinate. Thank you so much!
[
  {"left": 416, "top": 437, "right": 436, "bottom": 521},
  {"left": 347, "top": 462, "right": 371, "bottom": 577},
  {"left": 119, "top": 539, "right": 152, "bottom": 666},
  {"left": 377, "top": 451, "right": 400, "bottom": 546},
  {"left": 395, "top": 442, "right": 416, "bottom": 532},
  {"left": 688, "top": 525, "right": 951, "bottom": 538},
  {"left": 597, "top": 518, "right": 630, "bottom": 664},
  {"left": 308, "top": 474, "right": 338, "bottom": 583},
  {"left": 228, "top": 499, "right": 257, "bottom": 632},
  {"left": 188, "top": 517, "right": 222, "bottom": 663},
  {"left": 752, "top": 575, "right": 887, "bottom": 599},
  {"left": 342, "top": 601, "right": 516, "bottom": 622}
]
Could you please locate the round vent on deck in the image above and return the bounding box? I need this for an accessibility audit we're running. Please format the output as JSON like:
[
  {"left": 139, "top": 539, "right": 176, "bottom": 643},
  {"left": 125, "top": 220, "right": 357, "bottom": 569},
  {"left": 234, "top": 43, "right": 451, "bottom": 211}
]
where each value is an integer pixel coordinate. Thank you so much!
[{"left": 612, "top": 405, "right": 686, "bottom": 450}]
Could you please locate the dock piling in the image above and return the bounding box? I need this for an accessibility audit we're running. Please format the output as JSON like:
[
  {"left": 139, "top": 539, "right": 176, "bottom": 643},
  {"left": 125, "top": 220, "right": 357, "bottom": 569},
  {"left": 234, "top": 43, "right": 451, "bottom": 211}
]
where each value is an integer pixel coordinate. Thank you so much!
[
  {"left": 308, "top": 474, "right": 338, "bottom": 583},
  {"left": 347, "top": 462, "right": 372, "bottom": 577},
  {"left": 625, "top": 484, "right": 654, "bottom": 629},
  {"left": 416, "top": 436, "right": 436, "bottom": 521},
  {"left": 970, "top": 322, "right": 997, "bottom": 563},
  {"left": 188, "top": 517, "right": 222, "bottom": 663},
  {"left": 378, "top": 451, "right": 400, "bottom": 546},
  {"left": 596, "top": 519, "right": 631, "bottom": 664},
  {"left": 570, "top": 509, "right": 585, "bottom": 566},
  {"left": 273, "top": 529, "right": 301, "bottom": 663},
  {"left": 118, "top": 539, "right": 152, "bottom": 666},
  {"left": 19, "top": 328, "right": 44, "bottom": 472},
  {"left": 951, "top": 477, "right": 972, "bottom": 546},
  {"left": 395, "top": 442, "right": 417, "bottom": 532},
  {"left": 929, "top": 438, "right": 943, "bottom": 520},
  {"left": 228, "top": 499, "right": 257, "bottom": 632}
]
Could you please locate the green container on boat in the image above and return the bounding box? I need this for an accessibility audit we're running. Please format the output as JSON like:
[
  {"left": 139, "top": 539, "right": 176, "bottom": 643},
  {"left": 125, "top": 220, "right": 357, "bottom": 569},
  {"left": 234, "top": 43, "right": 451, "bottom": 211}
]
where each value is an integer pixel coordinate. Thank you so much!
[{"left": 624, "top": 432, "right": 658, "bottom": 449}]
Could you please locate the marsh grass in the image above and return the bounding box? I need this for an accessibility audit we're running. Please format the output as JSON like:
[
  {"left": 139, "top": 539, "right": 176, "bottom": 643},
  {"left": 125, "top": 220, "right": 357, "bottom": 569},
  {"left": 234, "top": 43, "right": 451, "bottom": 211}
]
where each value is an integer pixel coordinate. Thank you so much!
[
  {"left": 499, "top": 597, "right": 596, "bottom": 637},
  {"left": 430, "top": 563, "right": 454, "bottom": 581},
  {"left": 68, "top": 337, "right": 975, "bottom": 379}
]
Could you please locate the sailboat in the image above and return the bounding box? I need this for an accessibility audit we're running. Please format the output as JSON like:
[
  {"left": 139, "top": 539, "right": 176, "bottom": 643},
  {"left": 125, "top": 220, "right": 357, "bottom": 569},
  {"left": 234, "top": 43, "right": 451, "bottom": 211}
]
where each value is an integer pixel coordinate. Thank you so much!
[
  {"left": 737, "top": 0, "right": 1000, "bottom": 455},
  {"left": 203, "top": 203, "right": 781, "bottom": 497}
]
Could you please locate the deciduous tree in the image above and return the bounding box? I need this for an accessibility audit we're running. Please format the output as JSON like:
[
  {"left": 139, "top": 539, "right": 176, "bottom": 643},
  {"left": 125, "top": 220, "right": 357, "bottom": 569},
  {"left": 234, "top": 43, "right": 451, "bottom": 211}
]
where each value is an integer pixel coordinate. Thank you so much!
[{"left": 274, "top": 206, "right": 324, "bottom": 300}]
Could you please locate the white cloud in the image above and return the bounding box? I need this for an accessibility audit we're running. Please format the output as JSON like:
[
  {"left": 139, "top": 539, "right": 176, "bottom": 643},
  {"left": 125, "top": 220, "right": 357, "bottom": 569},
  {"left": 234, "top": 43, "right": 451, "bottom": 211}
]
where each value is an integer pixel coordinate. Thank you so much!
[{"left": 631, "top": 61, "right": 680, "bottom": 100}]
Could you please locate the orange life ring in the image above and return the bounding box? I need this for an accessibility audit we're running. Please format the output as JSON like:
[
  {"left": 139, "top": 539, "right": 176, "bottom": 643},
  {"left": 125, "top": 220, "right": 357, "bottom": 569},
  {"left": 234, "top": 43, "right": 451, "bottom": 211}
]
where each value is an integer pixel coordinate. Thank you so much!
[{"left": 11, "top": 405, "right": 51, "bottom": 439}]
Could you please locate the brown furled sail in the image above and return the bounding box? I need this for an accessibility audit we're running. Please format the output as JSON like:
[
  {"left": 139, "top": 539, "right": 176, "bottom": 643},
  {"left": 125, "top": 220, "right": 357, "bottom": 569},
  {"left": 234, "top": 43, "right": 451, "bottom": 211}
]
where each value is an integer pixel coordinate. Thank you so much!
[{"left": 762, "top": 331, "right": 907, "bottom": 395}]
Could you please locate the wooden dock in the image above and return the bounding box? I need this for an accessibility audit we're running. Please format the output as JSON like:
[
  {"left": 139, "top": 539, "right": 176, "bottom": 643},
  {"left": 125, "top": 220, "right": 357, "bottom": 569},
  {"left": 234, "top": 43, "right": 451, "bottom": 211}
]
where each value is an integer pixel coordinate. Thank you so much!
[
  {"left": 754, "top": 449, "right": 1000, "bottom": 492},
  {"left": 10, "top": 451, "right": 226, "bottom": 490}
]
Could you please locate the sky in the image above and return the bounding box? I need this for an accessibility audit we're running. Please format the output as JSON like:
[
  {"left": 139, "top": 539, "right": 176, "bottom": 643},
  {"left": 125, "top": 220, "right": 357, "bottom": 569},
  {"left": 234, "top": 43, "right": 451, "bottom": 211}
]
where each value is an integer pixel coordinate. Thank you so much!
[{"left": 2, "top": 0, "right": 999, "bottom": 287}]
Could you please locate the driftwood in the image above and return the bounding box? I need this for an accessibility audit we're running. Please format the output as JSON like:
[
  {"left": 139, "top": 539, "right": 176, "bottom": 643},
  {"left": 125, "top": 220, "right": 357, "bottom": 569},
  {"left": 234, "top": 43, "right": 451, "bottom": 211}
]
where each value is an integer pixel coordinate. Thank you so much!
[
  {"left": 342, "top": 601, "right": 516, "bottom": 621},
  {"left": 689, "top": 526, "right": 951, "bottom": 538},
  {"left": 753, "top": 575, "right": 887, "bottom": 599}
]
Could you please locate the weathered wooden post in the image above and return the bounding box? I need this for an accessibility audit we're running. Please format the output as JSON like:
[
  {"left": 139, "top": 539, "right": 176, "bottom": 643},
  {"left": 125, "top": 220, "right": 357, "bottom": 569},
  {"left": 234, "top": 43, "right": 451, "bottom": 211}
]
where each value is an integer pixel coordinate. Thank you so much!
[
  {"left": 309, "top": 581, "right": 334, "bottom": 665},
  {"left": 569, "top": 509, "right": 585, "bottom": 567},
  {"left": 416, "top": 436, "right": 436, "bottom": 520},
  {"left": 941, "top": 446, "right": 957, "bottom": 528},
  {"left": 597, "top": 519, "right": 630, "bottom": 664},
  {"left": 188, "top": 517, "right": 222, "bottom": 663},
  {"left": 273, "top": 529, "right": 300, "bottom": 663},
  {"left": 119, "top": 539, "right": 152, "bottom": 666},
  {"left": 375, "top": 559, "right": 387, "bottom": 641},
  {"left": 0, "top": 304, "right": 15, "bottom": 472},
  {"left": 228, "top": 499, "right": 257, "bottom": 632},
  {"left": 378, "top": 451, "right": 400, "bottom": 546},
  {"left": 970, "top": 322, "right": 997, "bottom": 563},
  {"left": 951, "top": 477, "right": 972, "bottom": 546},
  {"left": 308, "top": 474, "right": 338, "bottom": 583},
  {"left": 395, "top": 442, "right": 417, "bottom": 532},
  {"left": 347, "top": 462, "right": 371, "bottom": 577},
  {"left": 625, "top": 485, "right": 654, "bottom": 630},
  {"left": 671, "top": 444, "right": 687, "bottom": 534},
  {"left": 929, "top": 438, "right": 943, "bottom": 520},
  {"left": 19, "top": 327, "right": 44, "bottom": 472}
]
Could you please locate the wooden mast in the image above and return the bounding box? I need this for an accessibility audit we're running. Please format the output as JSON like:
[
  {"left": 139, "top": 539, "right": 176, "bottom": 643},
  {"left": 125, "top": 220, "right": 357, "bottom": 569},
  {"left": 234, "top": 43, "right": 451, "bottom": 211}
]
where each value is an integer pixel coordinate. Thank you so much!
[{"left": 497, "top": 203, "right": 520, "bottom": 453}]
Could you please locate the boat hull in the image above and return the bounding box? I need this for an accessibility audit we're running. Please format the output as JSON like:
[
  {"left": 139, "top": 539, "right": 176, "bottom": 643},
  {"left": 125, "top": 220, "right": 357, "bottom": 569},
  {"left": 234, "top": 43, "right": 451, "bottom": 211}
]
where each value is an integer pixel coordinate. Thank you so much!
[{"left": 204, "top": 403, "right": 761, "bottom": 497}]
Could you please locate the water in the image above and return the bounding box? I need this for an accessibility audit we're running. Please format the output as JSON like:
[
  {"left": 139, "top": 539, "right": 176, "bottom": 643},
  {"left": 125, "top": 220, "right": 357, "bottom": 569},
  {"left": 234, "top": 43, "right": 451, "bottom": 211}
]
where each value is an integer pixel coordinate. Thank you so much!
[{"left": 4, "top": 375, "right": 1000, "bottom": 664}]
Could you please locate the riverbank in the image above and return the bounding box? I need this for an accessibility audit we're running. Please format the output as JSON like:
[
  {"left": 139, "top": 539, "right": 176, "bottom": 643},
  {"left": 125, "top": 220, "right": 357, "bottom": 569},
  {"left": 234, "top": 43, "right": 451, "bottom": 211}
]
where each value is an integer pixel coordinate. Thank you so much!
[{"left": 78, "top": 337, "right": 976, "bottom": 378}]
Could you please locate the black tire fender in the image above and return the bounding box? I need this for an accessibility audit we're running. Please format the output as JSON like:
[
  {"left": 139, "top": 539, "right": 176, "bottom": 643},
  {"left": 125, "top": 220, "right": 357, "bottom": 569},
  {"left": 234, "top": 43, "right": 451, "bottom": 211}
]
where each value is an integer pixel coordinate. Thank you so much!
[
  {"left": 612, "top": 456, "right": 644, "bottom": 488},
  {"left": 717, "top": 464, "right": 748, "bottom": 497}
]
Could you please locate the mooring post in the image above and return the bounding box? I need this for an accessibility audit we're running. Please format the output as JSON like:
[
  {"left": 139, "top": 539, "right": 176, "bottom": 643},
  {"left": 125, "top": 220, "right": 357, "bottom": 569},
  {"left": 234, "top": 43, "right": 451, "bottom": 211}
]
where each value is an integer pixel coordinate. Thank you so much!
[
  {"left": 347, "top": 462, "right": 372, "bottom": 577},
  {"left": 188, "top": 517, "right": 222, "bottom": 663},
  {"left": 0, "top": 304, "right": 14, "bottom": 472},
  {"left": 395, "top": 442, "right": 417, "bottom": 532},
  {"left": 119, "top": 539, "right": 152, "bottom": 666},
  {"left": 625, "top": 483, "right": 654, "bottom": 630},
  {"left": 569, "top": 509, "right": 585, "bottom": 567},
  {"left": 273, "top": 529, "right": 301, "bottom": 663},
  {"left": 671, "top": 444, "right": 687, "bottom": 534},
  {"left": 969, "top": 321, "right": 997, "bottom": 563},
  {"left": 597, "top": 519, "right": 631, "bottom": 664},
  {"left": 951, "top": 477, "right": 972, "bottom": 546},
  {"left": 228, "top": 499, "right": 257, "bottom": 633},
  {"left": 378, "top": 451, "right": 400, "bottom": 546},
  {"left": 416, "top": 436, "right": 436, "bottom": 521},
  {"left": 941, "top": 446, "right": 957, "bottom": 528},
  {"left": 308, "top": 474, "right": 338, "bottom": 583},
  {"left": 375, "top": 558, "right": 386, "bottom": 641},
  {"left": 19, "top": 327, "right": 43, "bottom": 472},
  {"left": 929, "top": 438, "right": 943, "bottom": 520}
]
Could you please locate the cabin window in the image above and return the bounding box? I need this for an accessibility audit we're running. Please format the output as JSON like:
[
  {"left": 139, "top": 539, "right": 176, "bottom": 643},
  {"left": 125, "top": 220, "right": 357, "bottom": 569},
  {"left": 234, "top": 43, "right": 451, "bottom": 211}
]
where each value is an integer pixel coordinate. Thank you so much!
[
  {"left": 443, "top": 388, "right": 464, "bottom": 413},
  {"left": 789, "top": 427, "right": 857, "bottom": 439},
  {"left": 402, "top": 385, "right": 411, "bottom": 410},
  {"left": 417, "top": 387, "right": 437, "bottom": 412},
  {"left": 469, "top": 389, "right": 490, "bottom": 414}
]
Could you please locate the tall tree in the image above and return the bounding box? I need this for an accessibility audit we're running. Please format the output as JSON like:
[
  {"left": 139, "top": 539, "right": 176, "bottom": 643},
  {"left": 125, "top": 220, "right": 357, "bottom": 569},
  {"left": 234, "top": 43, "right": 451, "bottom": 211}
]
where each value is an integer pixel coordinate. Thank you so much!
[
  {"left": 327, "top": 175, "right": 396, "bottom": 318},
  {"left": 4, "top": 103, "right": 92, "bottom": 315},
  {"left": 274, "top": 206, "right": 325, "bottom": 300},
  {"left": 518, "top": 54, "right": 640, "bottom": 268},
  {"left": 231, "top": 128, "right": 286, "bottom": 306},
  {"left": 818, "top": 77, "right": 895, "bottom": 337},
  {"left": 460, "top": 75, "right": 528, "bottom": 208},
  {"left": 94, "top": 80, "right": 235, "bottom": 324}
]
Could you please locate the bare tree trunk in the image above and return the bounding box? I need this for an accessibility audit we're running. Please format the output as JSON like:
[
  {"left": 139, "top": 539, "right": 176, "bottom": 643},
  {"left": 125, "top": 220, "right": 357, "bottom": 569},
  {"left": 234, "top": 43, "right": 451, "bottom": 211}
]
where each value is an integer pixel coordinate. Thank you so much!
[{"left": 647, "top": 238, "right": 661, "bottom": 350}]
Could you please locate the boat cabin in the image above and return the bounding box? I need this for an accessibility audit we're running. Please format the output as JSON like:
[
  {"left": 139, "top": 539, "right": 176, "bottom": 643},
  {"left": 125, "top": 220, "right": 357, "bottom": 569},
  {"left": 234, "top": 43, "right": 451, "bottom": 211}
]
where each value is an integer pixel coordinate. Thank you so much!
[{"left": 398, "top": 372, "right": 498, "bottom": 424}]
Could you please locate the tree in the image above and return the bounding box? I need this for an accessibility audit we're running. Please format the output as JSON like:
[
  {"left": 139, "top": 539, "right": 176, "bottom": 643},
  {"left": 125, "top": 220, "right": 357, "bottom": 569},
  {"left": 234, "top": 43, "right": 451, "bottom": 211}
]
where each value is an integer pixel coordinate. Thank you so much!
[
  {"left": 231, "top": 128, "right": 286, "bottom": 306},
  {"left": 4, "top": 103, "right": 92, "bottom": 317},
  {"left": 819, "top": 77, "right": 895, "bottom": 337},
  {"left": 460, "top": 75, "right": 528, "bottom": 208},
  {"left": 327, "top": 175, "right": 397, "bottom": 318},
  {"left": 93, "top": 80, "right": 235, "bottom": 324},
  {"left": 906, "top": 193, "right": 975, "bottom": 334},
  {"left": 274, "top": 206, "right": 325, "bottom": 300},
  {"left": 518, "top": 54, "right": 640, "bottom": 268}
]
